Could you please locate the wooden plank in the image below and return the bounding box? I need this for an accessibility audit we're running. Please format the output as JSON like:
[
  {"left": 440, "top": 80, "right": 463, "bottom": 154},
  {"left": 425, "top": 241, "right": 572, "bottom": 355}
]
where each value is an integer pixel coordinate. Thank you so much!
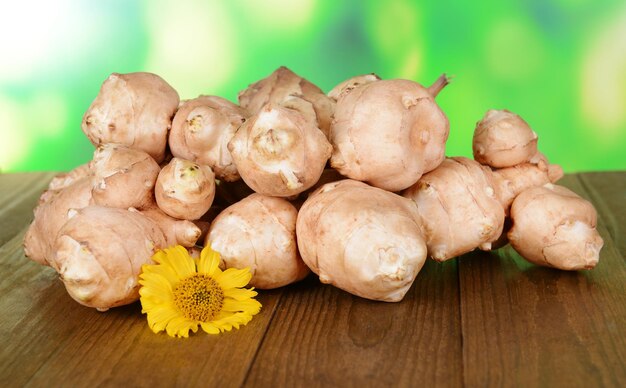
[
  {"left": 0, "top": 173, "right": 285, "bottom": 387},
  {"left": 244, "top": 260, "right": 463, "bottom": 387},
  {"left": 0, "top": 227, "right": 284, "bottom": 388},
  {"left": 459, "top": 173, "right": 626, "bottom": 387},
  {"left": 577, "top": 171, "right": 626, "bottom": 260},
  {"left": 0, "top": 172, "right": 56, "bottom": 246}
]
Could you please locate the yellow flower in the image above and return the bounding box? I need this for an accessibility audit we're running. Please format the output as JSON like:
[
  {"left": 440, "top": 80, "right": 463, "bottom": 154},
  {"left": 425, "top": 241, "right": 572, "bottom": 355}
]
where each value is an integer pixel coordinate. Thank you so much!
[{"left": 139, "top": 244, "right": 261, "bottom": 338}]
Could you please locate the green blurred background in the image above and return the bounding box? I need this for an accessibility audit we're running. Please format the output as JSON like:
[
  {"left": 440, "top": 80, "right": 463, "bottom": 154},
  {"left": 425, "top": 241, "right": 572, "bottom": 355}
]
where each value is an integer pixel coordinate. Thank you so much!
[{"left": 1, "top": 0, "right": 625, "bottom": 173}]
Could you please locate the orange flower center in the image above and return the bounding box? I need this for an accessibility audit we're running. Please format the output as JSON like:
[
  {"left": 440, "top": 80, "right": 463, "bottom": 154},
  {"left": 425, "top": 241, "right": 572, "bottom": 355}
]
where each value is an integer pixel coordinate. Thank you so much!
[{"left": 173, "top": 274, "right": 224, "bottom": 321}]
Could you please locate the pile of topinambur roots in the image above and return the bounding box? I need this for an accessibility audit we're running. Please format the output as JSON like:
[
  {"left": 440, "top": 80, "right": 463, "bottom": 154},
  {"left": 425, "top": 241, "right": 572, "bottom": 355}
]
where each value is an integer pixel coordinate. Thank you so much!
[{"left": 24, "top": 67, "right": 604, "bottom": 310}]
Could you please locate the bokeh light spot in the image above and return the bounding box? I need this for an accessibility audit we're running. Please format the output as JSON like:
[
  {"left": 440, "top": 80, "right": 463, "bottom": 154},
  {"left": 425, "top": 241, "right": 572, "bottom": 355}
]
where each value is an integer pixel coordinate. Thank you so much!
[
  {"left": 367, "top": 0, "right": 423, "bottom": 79},
  {"left": 28, "top": 92, "right": 69, "bottom": 137},
  {"left": 142, "top": 0, "right": 238, "bottom": 98},
  {"left": 0, "top": 96, "right": 30, "bottom": 172},
  {"left": 485, "top": 18, "right": 547, "bottom": 80},
  {"left": 234, "top": 0, "right": 316, "bottom": 30},
  {"left": 580, "top": 6, "right": 626, "bottom": 138}
]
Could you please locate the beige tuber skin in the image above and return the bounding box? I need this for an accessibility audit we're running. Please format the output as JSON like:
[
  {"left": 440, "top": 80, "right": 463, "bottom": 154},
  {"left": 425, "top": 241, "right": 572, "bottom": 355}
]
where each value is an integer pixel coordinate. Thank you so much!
[
  {"left": 297, "top": 179, "right": 427, "bottom": 302},
  {"left": 168, "top": 96, "right": 246, "bottom": 181},
  {"left": 508, "top": 184, "right": 603, "bottom": 270},
  {"left": 492, "top": 161, "right": 564, "bottom": 212},
  {"left": 24, "top": 176, "right": 94, "bottom": 266},
  {"left": 81, "top": 72, "right": 180, "bottom": 163},
  {"left": 90, "top": 143, "right": 160, "bottom": 210},
  {"left": 47, "top": 163, "right": 91, "bottom": 192},
  {"left": 472, "top": 109, "right": 539, "bottom": 168},
  {"left": 330, "top": 76, "right": 450, "bottom": 191},
  {"left": 208, "top": 193, "right": 309, "bottom": 289},
  {"left": 228, "top": 103, "right": 332, "bottom": 197},
  {"left": 139, "top": 205, "right": 202, "bottom": 248},
  {"left": 328, "top": 73, "right": 381, "bottom": 102},
  {"left": 154, "top": 158, "right": 215, "bottom": 220},
  {"left": 53, "top": 206, "right": 168, "bottom": 311},
  {"left": 238, "top": 66, "right": 335, "bottom": 139},
  {"left": 403, "top": 157, "right": 505, "bottom": 261}
]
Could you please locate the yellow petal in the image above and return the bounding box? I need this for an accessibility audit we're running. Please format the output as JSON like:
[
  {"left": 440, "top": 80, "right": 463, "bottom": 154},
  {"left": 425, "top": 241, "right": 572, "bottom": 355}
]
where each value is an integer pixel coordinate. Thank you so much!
[
  {"left": 211, "top": 311, "right": 254, "bottom": 331},
  {"left": 215, "top": 267, "right": 252, "bottom": 290},
  {"left": 200, "top": 322, "right": 221, "bottom": 334},
  {"left": 141, "top": 263, "right": 179, "bottom": 287},
  {"left": 223, "top": 287, "right": 258, "bottom": 301},
  {"left": 222, "top": 299, "right": 262, "bottom": 315},
  {"left": 198, "top": 244, "right": 220, "bottom": 276},
  {"left": 146, "top": 305, "right": 180, "bottom": 333},
  {"left": 161, "top": 246, "right": 195, "bottom": 278},
  {"left": 139, "top": 273, "right": 173, "bottom": 299},
  {"left": 166, "top": 316, "right": 195, "bottom": 338}
]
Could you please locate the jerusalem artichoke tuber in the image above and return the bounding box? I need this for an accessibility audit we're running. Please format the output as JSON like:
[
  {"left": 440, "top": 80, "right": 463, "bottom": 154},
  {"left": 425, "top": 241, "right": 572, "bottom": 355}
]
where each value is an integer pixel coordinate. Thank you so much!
[
  {"left": 208, "top": 193, "right": 309, "bottom": 289},
  {"left": 330, "top": 76, "right": 450, "bottom": 191},
  {"left": 168, "top": 95, "right": 246, "bottom": 181},
  {"left": 81, "top": 72, "right": 179, "bottom": 163},
  {"left": 228, "top": 104, "right": 332, "bottom": 197},
  {"left": 508, "top": 184, "right": 603, "bottom": 270},
  {"left": 297, "top": 179, "right": 427, "bottom": 302}
]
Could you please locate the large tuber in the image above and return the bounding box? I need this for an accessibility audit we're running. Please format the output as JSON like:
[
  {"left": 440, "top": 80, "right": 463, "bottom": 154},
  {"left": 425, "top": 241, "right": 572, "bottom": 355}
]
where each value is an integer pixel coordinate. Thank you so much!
[
  {"left": 330, "top": 76, "right": 450, "bottom": 191},
  {"left": 81, "top": 72, "right": 179, "bottom": 163},
  {"left": 228, "top": 104, "right": 332, "bottom": 197},
  {"left": 208, "top": 193, "right": 309, "bottom": 289},
  {"left": 297, "top": 179, "right": 427, "bottom": 302}
]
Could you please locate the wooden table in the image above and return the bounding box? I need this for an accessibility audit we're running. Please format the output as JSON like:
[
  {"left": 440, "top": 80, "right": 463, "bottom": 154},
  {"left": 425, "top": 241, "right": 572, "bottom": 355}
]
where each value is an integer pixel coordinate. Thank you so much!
[{"left": 1, "top": 172, "right": 624, "bottom": 387}]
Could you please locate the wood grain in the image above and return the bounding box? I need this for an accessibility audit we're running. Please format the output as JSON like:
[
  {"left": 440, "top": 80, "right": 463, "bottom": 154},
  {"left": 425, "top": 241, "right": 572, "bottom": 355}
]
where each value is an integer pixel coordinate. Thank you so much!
[
  {"left": 244, "top": 260, "right": 463, "bottom": 388},
  {"left": 1, "top": 172, "right": 625, "bottom": 387},
  {"left": 0, "top": 172, "right": 56, "bottom": 245},
  {"left": 458, "top": 174, "right": 626, "bottom": 387}
]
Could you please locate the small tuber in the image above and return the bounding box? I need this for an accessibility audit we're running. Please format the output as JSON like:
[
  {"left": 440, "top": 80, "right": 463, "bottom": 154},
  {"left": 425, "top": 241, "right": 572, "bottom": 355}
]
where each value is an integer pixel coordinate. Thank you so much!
[
  {"left": 508, "top": 184, "right": 603, "bottom": 270},
  {"left": 154, "top": 158, "right": 215, "bottom": 220},
  {"left": 168, "top": 95, "right": 246, "bottom": 181}
]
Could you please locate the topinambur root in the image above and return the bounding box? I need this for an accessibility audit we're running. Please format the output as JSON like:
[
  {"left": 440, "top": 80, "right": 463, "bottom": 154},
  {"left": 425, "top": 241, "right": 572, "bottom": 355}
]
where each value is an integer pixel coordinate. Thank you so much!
[
  {"left": 90, "top": 143, "right": 160, "bottom": 210},
  {"left": 168, "top": 95, "right": 246, "bottom": 181},
  {"left": 53, "top": 206, "right": 167, "bottom": 311},
  {"left": 508, "top": 184, "right": 603, "bottom": 270},
  {"left": 238, "top": 66, "right": 335, "bottom": 138},
  {"left": 403, "top": 157, "right": 505, "bottom": 261},
  {"left": 154, "top": 158, "right": 215, "bottom": 220},
  {"left": 208, "top": 193, "right": 309, "bottom": 289},
  {"left": 330, "top": 76, "right": 450, "bottom": 191},
  {"left": 297, "top": 179, "right": 427, "bottom": 302},
  {"left": 472, "top": 109, "right": 539, "bottom": 168},
  {"left": 81, "top": 72, "right": 179, "bottom": 162},
  {"left": 228, "top": 104, "right": 332, "bottom": 197}
]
